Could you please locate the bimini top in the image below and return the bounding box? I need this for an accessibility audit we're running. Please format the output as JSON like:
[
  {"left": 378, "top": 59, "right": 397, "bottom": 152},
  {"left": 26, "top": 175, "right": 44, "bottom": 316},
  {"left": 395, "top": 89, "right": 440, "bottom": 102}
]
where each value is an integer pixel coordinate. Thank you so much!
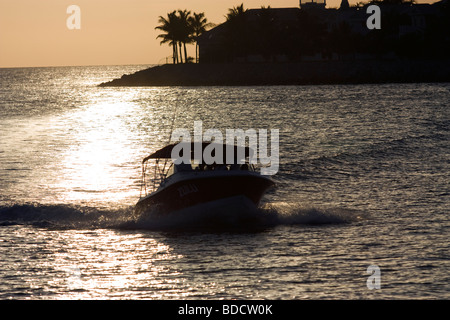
[{"left": 142, "top": 142, "right": 254, "bottom": 164}]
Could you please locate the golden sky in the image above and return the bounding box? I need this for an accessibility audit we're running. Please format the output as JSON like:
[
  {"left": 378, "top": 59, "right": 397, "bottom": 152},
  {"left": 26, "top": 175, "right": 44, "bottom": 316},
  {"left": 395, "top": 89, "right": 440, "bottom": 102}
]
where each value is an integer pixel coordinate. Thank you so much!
[{"left": 0, "top": 0, "right": 437, "bottom": 67}]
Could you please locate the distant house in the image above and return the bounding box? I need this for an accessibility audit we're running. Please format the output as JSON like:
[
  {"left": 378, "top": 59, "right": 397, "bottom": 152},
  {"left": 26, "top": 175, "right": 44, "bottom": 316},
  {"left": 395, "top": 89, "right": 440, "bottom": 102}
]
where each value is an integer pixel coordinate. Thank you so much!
[
  {"left": 197, "top": 7, "right": 301, "bottom": 63},
  {"left": 300, "top": 0, "right": 327, "bottom": 10},
  {"left": 197, "top": 0, "right": 449, "bottom": 63}
]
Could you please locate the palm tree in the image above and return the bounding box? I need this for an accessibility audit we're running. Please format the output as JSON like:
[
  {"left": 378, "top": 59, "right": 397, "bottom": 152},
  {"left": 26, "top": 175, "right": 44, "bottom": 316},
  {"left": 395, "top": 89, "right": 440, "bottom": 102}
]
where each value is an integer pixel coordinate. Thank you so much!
[
  {"left": 156, "top": 10, "right": 214, "bottom": 64},
  {"left": 189, "top": 12, "right": 214, "bottom": 63},
  {"left": 155, "top": 10, "right": 193, "bottom": 64},
  {"left": 225, "top": 3, "right": 247, "bottom": 22},
  {"left": 176, "top": 9, "right": 192, "bottom": 63},
  {"left": 224, "top": 4, "right": 248, "bottom": 61},
  {"left": 155, "top": 11, "right": 180, "bottom": 64}
]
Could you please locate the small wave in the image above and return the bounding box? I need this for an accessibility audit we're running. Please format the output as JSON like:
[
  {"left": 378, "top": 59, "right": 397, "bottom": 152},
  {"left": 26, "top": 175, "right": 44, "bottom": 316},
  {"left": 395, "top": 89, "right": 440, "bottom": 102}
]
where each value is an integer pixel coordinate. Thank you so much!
[
  {"left": 0, "top": 201, "right": 364, "bottom": 231},
  {"left": 280, "top": 132, "right": 447, "bottom": 181},
  {"left": 260, "top": 202, "right": 364, "bottom": 225},
  {"left": 0, "top": 203, "right": 133, "bottom": 229}
]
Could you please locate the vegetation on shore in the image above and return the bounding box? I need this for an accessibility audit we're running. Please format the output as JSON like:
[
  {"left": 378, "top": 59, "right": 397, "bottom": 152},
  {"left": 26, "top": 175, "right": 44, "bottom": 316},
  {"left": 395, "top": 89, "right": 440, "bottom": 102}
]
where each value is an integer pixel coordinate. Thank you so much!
[
  {"left": 156, "top": 1, "right": 450, "bottom": 64},
  {"left": 155, "top": 10, "right": 213, "bottom": 64}
]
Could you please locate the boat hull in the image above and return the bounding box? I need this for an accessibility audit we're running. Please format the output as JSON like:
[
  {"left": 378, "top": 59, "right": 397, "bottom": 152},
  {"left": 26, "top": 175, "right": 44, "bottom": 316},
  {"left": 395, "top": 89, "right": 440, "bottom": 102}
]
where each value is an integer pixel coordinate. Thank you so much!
[{"left": 135, "top": 173, "right": 274, "bottom": 217}]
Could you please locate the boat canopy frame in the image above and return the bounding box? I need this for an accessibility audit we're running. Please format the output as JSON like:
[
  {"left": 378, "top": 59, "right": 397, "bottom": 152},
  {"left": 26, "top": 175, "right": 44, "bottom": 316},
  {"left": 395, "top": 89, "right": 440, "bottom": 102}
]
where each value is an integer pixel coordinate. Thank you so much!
[
  {"left": 142, "top": 142, "right": 253, "bottom": 164},
  {"left": 139, "top": 142, "right": 255, "bottom": 198}
]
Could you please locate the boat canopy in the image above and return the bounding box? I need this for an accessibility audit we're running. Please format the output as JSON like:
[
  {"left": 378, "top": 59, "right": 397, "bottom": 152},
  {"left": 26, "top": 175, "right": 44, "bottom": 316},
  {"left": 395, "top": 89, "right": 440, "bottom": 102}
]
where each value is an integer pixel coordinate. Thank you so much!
[{"left": 142, "top": 142, "right": 254, "bottom": 164}]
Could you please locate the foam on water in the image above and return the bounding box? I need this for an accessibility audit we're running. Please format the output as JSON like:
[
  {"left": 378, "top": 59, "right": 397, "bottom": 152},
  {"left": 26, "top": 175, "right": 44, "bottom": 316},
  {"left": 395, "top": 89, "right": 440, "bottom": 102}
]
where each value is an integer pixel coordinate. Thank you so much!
[
  {"left": 0, "top": 200, "right": 363, "bottom": 231},
  {"left": 261, "top": 202, "right": 364, "bottom": 225},
  {"left": 0, "top": 203, "right": 132, "bottom": 229}
]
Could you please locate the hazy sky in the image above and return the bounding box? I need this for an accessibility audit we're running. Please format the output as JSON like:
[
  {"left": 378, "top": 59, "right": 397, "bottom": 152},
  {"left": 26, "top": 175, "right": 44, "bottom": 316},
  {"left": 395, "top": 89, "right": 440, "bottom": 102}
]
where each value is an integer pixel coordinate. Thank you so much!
[{"left": 0, "top": 0, "right": 436, "bottom": 67}]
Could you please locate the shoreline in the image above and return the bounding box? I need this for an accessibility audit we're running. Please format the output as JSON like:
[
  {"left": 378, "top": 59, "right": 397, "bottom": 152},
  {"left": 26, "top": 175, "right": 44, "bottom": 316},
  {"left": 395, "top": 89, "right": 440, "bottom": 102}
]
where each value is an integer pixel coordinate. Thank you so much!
[{"left": 99, "top": 60, "right": 450, "bottom": 87}]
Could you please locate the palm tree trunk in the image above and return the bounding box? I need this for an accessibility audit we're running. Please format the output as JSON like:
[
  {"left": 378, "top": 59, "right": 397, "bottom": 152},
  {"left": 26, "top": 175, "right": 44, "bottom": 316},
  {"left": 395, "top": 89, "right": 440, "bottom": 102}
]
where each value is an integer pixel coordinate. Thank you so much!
[
  {"left": 178, "top": 42, "right": 183, "bottom": 63},
  {"left": 183, "top": 42, "right": 188, "bottom": 63},
  {"left": 172, "top": 43, "right": 176, "bottom": 64},
  {"left": 196, "top": 43, "right": 199, "bottom": 63},
  {"left": 174, "top": 43, "right": 179, "bottom": 64}
]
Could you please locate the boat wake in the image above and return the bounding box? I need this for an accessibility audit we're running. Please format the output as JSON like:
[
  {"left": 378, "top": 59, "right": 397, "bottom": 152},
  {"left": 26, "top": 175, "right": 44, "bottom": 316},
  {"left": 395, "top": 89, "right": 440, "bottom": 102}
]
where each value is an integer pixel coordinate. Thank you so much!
[
  {"left": 0, "top": 203, "right": 132, "bottom": 229},
  {"left": 0, "top": 201, "right": 364, "bottom": 231},
  {"left": 261, "top": 202, "right": 364, "bottom": 226}
]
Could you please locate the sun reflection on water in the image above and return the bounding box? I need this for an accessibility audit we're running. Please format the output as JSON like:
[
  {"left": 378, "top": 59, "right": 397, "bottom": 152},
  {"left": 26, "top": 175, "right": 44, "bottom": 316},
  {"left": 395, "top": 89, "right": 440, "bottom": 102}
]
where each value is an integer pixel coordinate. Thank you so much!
[
  {"left": 52, "top": 97, "right": 150, "bottom": 206},
  {"left": 50, "top": 230, "right": 186, "bottom": 299}
]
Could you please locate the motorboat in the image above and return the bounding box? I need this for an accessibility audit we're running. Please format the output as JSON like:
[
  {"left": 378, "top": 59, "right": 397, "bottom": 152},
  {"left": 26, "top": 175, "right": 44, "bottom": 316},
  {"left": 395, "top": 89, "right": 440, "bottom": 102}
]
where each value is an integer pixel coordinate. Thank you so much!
[{"left": 134, "top": 142, "right": 275, "bottom": 222}]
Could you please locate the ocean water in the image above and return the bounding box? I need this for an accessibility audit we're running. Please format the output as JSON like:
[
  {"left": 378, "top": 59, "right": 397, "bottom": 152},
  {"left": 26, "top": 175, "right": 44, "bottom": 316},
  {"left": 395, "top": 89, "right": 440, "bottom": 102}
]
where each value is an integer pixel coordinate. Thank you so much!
[{"left": 0, "top": 66, "right": 448, "bottom": 300}]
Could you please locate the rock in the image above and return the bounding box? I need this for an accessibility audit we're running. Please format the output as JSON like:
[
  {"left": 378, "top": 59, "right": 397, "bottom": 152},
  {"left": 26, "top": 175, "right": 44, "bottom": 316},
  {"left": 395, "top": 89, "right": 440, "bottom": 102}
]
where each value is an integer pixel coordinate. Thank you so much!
[{"left": 98, "top": 60, "right": 450, "bottom": 87}]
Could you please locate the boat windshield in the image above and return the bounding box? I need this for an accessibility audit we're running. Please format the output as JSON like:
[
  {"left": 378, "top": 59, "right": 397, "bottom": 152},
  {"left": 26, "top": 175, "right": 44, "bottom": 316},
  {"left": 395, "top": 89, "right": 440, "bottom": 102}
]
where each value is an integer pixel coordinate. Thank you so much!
[{"left": 166, "top": 161, "right": 255, "bottom": 178}]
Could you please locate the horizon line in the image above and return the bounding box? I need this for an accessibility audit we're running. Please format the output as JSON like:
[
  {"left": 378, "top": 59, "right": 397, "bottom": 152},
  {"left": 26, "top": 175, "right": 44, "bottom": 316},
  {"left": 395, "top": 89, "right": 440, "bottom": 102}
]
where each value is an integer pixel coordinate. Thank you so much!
[{"left": 0, "top": 63, "right": 158, "bottom": 69}]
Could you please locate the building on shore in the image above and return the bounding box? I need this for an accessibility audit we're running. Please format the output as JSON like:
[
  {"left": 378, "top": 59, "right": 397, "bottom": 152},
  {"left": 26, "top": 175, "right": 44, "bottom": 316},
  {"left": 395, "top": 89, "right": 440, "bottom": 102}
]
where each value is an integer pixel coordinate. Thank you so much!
[{"left": 197, "top": 0, "right": 449, "bottom": 63}]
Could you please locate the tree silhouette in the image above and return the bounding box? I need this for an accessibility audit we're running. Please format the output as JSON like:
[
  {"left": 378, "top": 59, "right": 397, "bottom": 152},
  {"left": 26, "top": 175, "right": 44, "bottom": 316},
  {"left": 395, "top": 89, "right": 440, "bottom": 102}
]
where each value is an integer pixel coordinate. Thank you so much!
[
  {"left": 176, "top": 9, "right": 192, "bottom": 63},
  {"left": 225, "top": 3, "right": 247, "bottom": 21},
  {"left": 224, "top": 4, "right": 249, "bottom": 61},
  {"left": 189, "top": 13, "right": 214, "bottom": 63},
  {"left": 155, "top": 11, "right": 180, "bottom": 64},
  {"left": 156, "top": 10, "right": 213, "bottom": 64}
]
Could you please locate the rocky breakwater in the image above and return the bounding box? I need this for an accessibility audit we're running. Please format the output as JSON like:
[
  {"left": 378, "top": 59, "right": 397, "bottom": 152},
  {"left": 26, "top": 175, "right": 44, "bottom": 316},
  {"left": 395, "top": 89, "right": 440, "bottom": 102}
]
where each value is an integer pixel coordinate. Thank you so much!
[{"left": 99, "top": 60, "right": 450, "bottom": 87}]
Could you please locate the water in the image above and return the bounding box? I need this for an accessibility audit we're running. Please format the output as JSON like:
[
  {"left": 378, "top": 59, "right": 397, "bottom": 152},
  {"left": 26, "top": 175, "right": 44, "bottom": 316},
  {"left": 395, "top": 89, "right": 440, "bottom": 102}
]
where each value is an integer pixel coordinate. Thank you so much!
[{"left": 0, "top": 66, "right": 448, "bottom": 300}]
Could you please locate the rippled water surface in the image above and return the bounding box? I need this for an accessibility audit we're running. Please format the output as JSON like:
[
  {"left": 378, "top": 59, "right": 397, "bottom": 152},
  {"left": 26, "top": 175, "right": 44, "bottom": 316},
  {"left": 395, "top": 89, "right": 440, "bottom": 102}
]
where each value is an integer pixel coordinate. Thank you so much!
[{"left": 0, "top": 66, "right": 448, "bottom": 299}]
